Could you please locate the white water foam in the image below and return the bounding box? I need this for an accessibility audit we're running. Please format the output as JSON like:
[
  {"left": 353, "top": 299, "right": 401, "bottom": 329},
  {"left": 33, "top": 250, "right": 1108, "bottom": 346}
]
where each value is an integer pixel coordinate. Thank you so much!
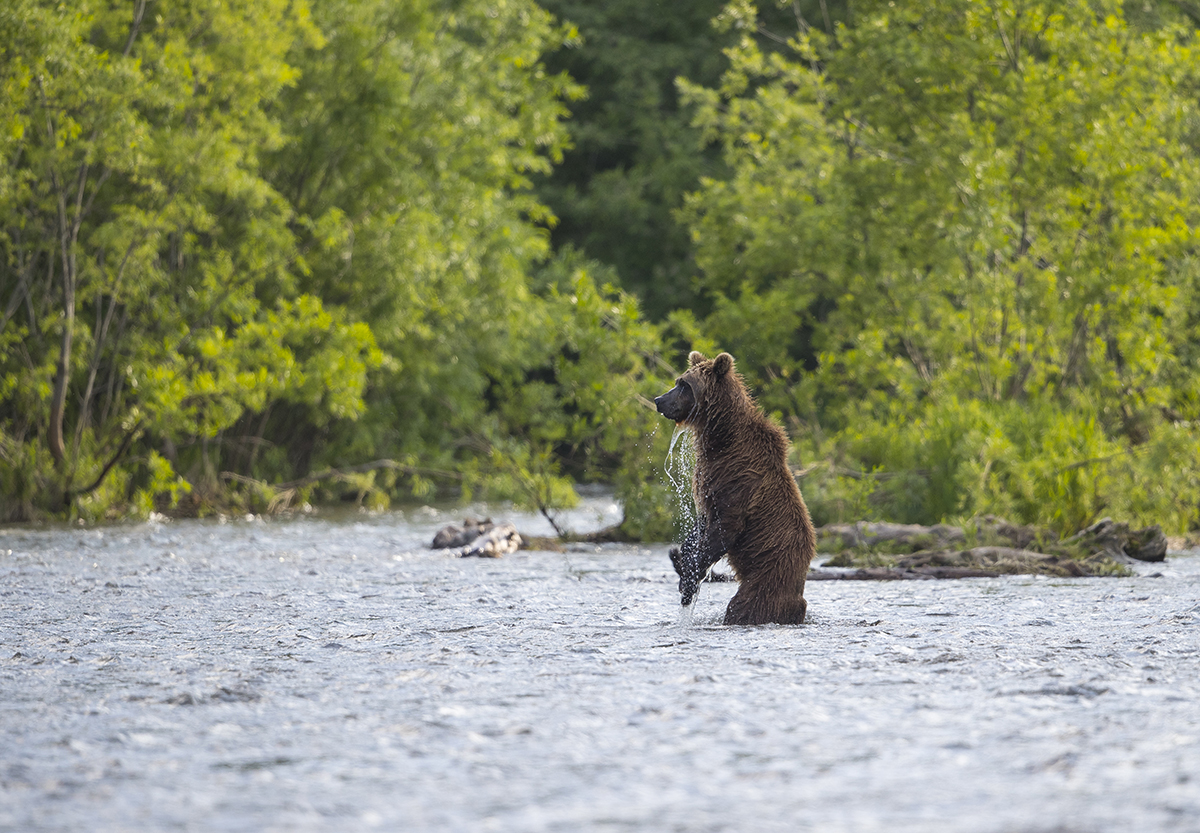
[{"left": 677, "top": 601, "right": 696, "bottom": 627}]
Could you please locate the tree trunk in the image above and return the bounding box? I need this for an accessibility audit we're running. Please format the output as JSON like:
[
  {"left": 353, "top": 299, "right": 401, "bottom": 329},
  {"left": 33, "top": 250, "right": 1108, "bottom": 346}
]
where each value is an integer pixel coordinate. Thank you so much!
[{"left": 48, "top": 212, "right": 77, "bottom": 473}]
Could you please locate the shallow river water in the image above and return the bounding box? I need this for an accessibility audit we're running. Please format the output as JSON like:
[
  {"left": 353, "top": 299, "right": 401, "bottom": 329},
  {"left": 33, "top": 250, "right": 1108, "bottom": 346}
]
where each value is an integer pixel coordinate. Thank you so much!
[{"left": 3, "top": 497, "right": 1200, "bottom": 832}]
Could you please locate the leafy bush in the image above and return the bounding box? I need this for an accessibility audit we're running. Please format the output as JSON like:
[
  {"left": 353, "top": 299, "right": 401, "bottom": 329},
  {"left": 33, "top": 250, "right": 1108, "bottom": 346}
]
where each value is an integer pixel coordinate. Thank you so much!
[{"left": 683, "top": 0, "right": 1200, "bottom": 533}]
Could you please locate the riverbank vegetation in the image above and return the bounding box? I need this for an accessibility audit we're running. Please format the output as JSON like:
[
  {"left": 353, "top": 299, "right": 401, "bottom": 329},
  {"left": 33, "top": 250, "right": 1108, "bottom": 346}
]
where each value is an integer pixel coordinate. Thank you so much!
[{"left": 4, "top": 0, "right": 1200, "bottom": 539}]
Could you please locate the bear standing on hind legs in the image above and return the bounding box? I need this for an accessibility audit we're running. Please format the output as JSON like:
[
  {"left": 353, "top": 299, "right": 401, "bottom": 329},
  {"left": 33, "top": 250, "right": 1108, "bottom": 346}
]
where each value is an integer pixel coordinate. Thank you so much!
[{"left": 654, "top": 351, "right": 815, "bottom": 625}]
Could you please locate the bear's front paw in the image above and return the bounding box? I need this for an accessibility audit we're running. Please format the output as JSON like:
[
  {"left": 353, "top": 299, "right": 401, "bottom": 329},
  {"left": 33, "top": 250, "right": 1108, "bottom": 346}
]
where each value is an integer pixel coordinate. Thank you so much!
[
  {"left": 670, "top": 546, "right": 706, "bottom": 606},
  {"left": 668, "top": 546, "right": 685, "bottom": 575}
]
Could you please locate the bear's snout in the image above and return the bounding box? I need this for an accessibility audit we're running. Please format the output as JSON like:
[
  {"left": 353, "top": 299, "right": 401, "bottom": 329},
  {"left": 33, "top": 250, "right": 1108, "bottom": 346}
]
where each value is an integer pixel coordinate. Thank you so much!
[{"left": 655, "top": 381, "right": 695, "bottom": 423}]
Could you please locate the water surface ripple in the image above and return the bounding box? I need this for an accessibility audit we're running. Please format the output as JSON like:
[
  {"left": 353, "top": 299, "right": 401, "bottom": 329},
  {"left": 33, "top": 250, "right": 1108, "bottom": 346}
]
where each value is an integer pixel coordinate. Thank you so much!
[{"left": 2, "top": 499, "right": 1199, "bottom": 832}]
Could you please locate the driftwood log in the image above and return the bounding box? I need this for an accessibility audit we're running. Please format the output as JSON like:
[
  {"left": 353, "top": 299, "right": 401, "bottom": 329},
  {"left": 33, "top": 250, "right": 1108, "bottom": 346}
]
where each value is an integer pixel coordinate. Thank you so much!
[
  {"left": 432, "top": 517, "right": 497, "bottom": 549},
  {"left": 809, "top": 516, "right": 1168, "bottom": 579},
  {"left": 1064, "top": 518, "right": 1167, "bottom": 563},
  {"left": 455, "top": 524, "right": 522, "bottom": 558},
  {"left": 432, "top": 519, "right": 522, "bottom": 558}
]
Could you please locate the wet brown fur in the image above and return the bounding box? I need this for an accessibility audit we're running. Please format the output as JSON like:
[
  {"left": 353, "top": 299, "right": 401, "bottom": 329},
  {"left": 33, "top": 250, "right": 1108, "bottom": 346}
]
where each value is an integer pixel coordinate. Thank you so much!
[{"left": 676, "top": 351, "right": 815, "bottom": 625}]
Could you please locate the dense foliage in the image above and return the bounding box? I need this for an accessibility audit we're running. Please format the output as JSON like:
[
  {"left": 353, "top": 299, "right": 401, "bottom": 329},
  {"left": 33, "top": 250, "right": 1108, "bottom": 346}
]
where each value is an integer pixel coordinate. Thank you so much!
[
  {"left": 0, "top": 0, "right": 376, "bottom": 520},
  {"left": 0, "top": 0, "right": 675, "bottom": 530},
  {"left": 681, "top": 0, "right": 1200, "bottom": 533},
  {"left": 533, "top": 0, "right": 844, "bottom": 319},
  {"left": 3, "top": 0, "right": 1200, "bottom": 537}
]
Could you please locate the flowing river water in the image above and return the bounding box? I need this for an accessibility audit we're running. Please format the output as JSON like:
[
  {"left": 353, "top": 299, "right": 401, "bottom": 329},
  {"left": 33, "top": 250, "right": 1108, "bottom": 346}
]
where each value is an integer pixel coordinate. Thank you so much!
[{"left": 2, "top": 495, "right": 1200, "bottom": 832}]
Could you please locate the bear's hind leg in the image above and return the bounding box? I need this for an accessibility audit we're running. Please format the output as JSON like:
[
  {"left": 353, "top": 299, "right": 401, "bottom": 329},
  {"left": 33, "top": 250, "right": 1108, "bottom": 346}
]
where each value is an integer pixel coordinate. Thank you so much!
[
  {"left": 781, "top": 596, "right": 807, "bottom": 625},
  {"left": 723, "top": 584, "right": 807, "bottom": 626}
]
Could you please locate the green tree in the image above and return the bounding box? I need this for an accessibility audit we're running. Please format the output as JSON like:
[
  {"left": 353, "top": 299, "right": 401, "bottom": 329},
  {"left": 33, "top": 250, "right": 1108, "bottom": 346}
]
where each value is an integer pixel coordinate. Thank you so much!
[
  {"left": 0, "top": 0, "right": 681, "bottom": 529},
  {"left": 478, "top": 251, "right": 680, "bottom": 538},
  {"left": 260, "top": 0, "right": 579, "bottom": 485},
  {"left": 534, "top": 0, "right": 845, "bottom": 320},
  {"left": 232, "top": 0, "right": 678, "bottom": 534},
  {"left": 681, "top": 0, "right": 1200, "bottom": 532},
  {"left": 0, "top": 0, "right": 378, "bottom": 520}
]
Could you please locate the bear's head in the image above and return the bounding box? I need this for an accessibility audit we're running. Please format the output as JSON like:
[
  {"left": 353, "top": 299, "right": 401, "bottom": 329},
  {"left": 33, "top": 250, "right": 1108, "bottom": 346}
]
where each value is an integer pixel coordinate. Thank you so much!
[{"left": 654, "top": 351, "right": 737, "bottom": 426}]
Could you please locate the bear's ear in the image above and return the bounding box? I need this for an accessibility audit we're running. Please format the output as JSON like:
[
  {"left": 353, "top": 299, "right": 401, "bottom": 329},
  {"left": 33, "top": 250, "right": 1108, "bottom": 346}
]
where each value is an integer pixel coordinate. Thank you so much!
[
  {"left": 688, "top": 351, "right": 706, "bottom": 368},
  {"left": 713, "top": 352, "right": 734, "bottom": 377}
]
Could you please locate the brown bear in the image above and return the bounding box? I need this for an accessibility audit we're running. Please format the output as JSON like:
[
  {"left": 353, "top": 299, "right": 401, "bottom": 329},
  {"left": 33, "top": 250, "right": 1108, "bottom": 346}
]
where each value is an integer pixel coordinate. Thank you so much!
[{"left": 654, "top": 351, "right": 815, "bottom": 625}]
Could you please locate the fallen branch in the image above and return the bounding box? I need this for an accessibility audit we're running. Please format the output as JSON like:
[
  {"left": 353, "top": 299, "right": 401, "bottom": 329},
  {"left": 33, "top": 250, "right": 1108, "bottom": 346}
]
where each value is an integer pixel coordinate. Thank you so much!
[{"left": 68, "top": 419, "right": 145, "bottom": 501}]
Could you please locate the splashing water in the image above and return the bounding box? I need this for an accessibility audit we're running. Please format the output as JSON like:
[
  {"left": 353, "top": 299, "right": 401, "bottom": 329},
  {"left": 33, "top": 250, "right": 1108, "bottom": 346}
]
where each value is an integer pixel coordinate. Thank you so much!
[
  {"left": 664, "top": 424, "right": 688, "bottom": 489},
  {"left": 664, "top": 424, "right": 697, "bottom": 531},
  {"left": 677, "top": 601, "right": 696, "bottom": 628},
  {"left": 664, "top": 424, "right": 706, "bottom": 622}
]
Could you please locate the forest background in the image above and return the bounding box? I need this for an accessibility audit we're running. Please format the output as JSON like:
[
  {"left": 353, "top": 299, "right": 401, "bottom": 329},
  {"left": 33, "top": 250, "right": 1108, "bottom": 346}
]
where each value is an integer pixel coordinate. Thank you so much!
[{"left": 4, "top": 0, "right": 1200, "bottom": 540}]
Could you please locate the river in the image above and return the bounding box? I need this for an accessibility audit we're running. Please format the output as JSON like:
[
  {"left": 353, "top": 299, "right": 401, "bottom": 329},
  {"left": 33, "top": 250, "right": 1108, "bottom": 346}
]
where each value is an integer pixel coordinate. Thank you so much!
[{"left": 2, "top": 496, "right": 1199, "bottom": 831}]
